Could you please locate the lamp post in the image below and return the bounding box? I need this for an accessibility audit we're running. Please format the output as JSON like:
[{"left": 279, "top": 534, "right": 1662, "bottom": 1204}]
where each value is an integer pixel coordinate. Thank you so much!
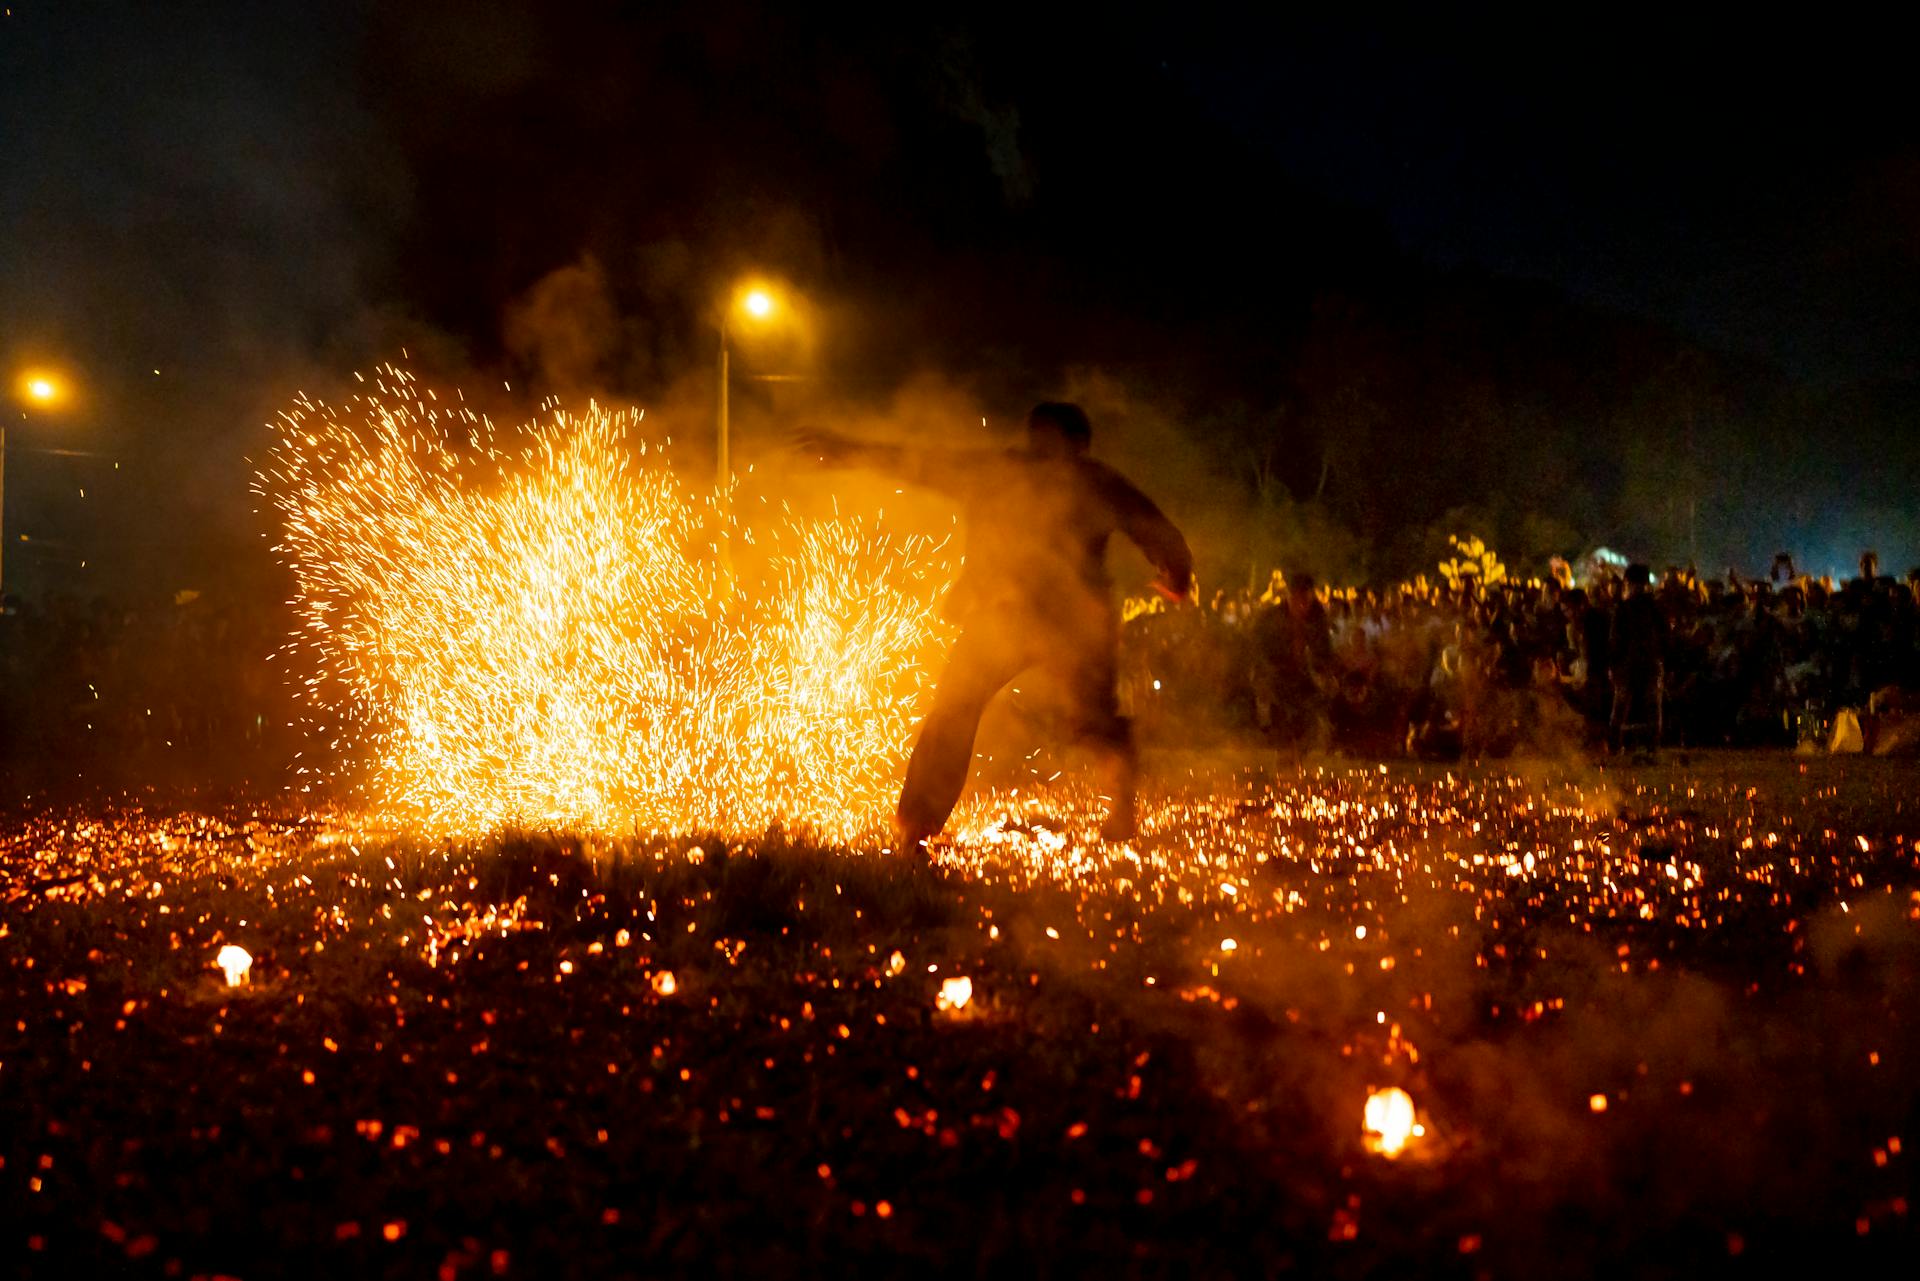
[
  {"left": 716, "top": 287, "right": 780, "bottom": 586},
  {"left": 718, "top": 287, "right": 777, "bottom": 491},
  {"left": 2, "top": 371, "right": 69, "bottom": 600}
]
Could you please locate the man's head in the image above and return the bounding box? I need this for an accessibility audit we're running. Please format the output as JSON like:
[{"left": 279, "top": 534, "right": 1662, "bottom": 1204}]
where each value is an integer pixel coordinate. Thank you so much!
[{"left": 1027, "top": 402, "right": 1093, "bottom": 458}]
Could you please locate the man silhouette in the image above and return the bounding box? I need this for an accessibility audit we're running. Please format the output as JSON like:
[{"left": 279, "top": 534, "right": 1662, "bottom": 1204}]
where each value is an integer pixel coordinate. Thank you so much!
[
  {"left": 798, "top": 403, "right": 1192, "bottom": 854},
  {"left": 1609, "top": 562, "right": 1667, "bottom": 754}
]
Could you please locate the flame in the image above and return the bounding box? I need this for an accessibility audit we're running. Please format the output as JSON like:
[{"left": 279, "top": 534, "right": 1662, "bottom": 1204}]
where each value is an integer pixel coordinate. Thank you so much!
[
  {"left": 1363, "top": 1086, "right": 1417, "bottom": 1157},
  {"left": 216, "top": 944, "right": 253, "bottom": 987},
  {"left": 651, "top": 970, "right": 678, "bottom": 997},
  {"left": 256, "top": 364, "right": 952, "bottom": 839},
  {"left": 938, "top": 975, "right": 973, "bottom": 1010}
]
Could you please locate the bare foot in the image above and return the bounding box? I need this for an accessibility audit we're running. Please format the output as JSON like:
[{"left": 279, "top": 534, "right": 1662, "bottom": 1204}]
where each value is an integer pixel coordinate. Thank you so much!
[{"left": 895, "top": 819, "right": 940, "bottom": 863}]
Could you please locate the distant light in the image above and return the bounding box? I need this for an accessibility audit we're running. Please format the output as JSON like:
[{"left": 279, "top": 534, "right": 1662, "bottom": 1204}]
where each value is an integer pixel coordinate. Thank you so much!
[
  {"left": 743, "top": 289, "right": 774, "bottom": 318},
  {"left": 16, "top": 369, "right": 69, "bottom": 408}
]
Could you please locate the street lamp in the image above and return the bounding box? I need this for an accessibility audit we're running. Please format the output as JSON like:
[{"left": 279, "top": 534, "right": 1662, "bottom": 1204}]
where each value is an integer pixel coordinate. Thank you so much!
[
  {"left": 718, "top": 282, "right": 783, "bottom": 493},
  {"left": 715, "top": 282, "right": 793, "bottom": 589},
  {"left": 4, "top": 368, "right": 74, "bottom": 599}
]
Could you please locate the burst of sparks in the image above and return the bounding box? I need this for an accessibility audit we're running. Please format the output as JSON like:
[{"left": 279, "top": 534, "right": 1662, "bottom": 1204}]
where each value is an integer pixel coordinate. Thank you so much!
[{"left": 255, "top": 364, "right": 952, "bottom": 839}]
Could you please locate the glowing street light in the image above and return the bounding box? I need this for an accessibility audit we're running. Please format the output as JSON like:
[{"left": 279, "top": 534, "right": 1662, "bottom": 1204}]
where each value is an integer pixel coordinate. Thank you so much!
[
  {"left": 715, "top": 281, "right": 791, "bottom": 585},
  {"left": 718, "top": 282, "right": 784, "bottom": 491},
  {"left": 15, "top": 368, "right": 67, "bottom": 409},
  {"left": 4, "top": 366, "right": 78, "bottom": 599}
]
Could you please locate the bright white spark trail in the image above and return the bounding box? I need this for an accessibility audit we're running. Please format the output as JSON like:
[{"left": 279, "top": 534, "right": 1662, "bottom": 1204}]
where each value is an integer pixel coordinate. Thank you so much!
[{"left": 256, "top": 363, "right": 952, "bottom": 839}]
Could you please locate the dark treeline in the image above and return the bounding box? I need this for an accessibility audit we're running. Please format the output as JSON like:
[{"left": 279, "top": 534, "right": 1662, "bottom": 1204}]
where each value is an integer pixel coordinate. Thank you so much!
[{"left": 351, "top": 5, "right": 1920, "bottom": 586}]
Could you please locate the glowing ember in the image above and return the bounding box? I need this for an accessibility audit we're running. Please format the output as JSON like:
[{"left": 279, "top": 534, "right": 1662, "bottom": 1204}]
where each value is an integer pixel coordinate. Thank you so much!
[
  {"left": 652, "top": 970, "right": 678, "bottom": 997},
  {"left": 216, "top": 944, "right": 253, "bottom": 987},
  {"left": 1363, "top": 1086, "right": 1417, "bottom": 1157},
  {"left": 256, "top": 364, "right": 952, "bottom": 838},
  {"left": 937, "top": 975, "right": 973, "bottom": 1010}
]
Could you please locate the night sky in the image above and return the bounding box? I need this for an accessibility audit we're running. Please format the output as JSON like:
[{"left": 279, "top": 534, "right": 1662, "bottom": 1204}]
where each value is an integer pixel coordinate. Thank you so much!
[{"left": 3, "top": 2, "right": 1916, "bottom": 597}]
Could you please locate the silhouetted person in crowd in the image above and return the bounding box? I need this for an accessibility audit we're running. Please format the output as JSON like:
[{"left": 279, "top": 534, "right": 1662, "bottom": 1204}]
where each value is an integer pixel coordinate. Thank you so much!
[
  {"left": 1255, "top": 573, "right": 1333, "bottom": 751},
  {"left": 798, "top": 403, "right": 1193, "bottom": 854},
  {"left": 1568, "top": 585, "right": 1612, "bottom": 736},
  {"left": 1610, "top": 562, "right": 1667, "bottom": 753}
]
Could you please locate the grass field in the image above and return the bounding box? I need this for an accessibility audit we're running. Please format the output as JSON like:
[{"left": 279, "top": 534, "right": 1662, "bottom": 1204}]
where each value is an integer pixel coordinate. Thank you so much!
[{"left": 4, "top": 751, "right": 1918, "bottom": 1278}]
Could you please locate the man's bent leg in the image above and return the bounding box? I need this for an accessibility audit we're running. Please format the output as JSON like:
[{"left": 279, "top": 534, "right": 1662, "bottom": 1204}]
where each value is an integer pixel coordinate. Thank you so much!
[
  {"left": 1057, "top": 633, "right": 1138, "bottom": 840},
  {"left": 897, "top": 623, "right": 1027, "bottom": 847},
  {"left": 1092, "top": 719, "right": 1139, "bottom": 840}
]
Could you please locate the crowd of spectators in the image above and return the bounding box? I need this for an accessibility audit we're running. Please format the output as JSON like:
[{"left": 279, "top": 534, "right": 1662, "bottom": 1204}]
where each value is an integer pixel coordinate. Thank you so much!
[
  {"left": 7, "top": 547, "right": 1920, "bottom": 790},
  {"left": 1121, "top": 551, "right": 1920, "bottom": 758}
]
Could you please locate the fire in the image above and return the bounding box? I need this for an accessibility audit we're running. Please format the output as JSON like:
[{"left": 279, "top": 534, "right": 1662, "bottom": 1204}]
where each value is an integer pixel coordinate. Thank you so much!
[
  {"left": 937, "top": 975, "right": 973, "bottom": 1011},
  {"left": 216, "top": 944, "right": 253, "bottom": 987},
  {"left": 257, "top": 364, "right": 952, "bottom": 839},
  {"left": 1363, "top": 1086, "right": 1418, "bottom": 1157},
  {"left": 651, "top": 970, "right": 678, "bottom": 997}
]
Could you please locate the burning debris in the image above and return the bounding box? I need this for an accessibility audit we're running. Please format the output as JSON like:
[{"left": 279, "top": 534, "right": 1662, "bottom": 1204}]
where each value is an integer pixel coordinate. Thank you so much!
[
  {"left": 215, "top": 944, "right": 253, "bottom": 988},
  {"left": 1363, "top": 1086, "right": 1419, "bottom": 1157},
  {"left": 2, "top": 755, "right": 1917, "bottom": 1274}
]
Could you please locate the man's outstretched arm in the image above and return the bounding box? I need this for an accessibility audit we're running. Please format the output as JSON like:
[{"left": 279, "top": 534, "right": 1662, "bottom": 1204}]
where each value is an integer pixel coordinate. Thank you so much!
[{"left": 1098, "top": 466, "right": 1194, "bottom": 601}]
